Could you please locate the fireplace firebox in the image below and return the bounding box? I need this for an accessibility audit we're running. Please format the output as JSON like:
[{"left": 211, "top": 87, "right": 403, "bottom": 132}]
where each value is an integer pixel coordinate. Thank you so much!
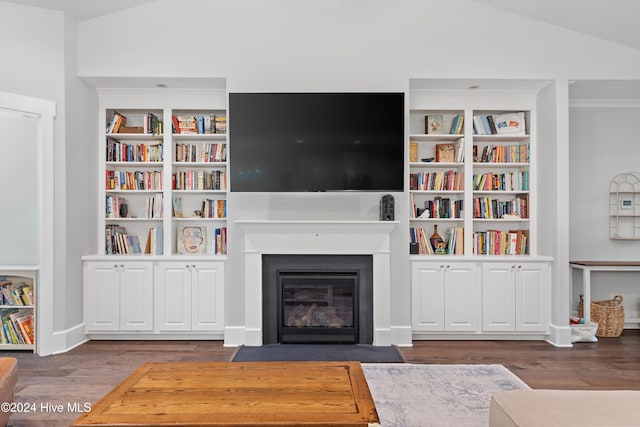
[{"left": 262, "top": 255, "right": 373, "bottom": 344}]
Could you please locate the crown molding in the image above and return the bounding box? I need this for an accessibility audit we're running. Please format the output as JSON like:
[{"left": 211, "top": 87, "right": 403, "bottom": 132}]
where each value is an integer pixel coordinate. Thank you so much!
[{"left": 569, "top": 98, "right": 640, "bottom": 108}]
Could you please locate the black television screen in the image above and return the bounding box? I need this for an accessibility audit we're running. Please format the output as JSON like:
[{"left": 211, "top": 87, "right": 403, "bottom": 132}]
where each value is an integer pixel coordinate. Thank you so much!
[{"left": 229, "top": 92, "right": 404, "bottom": 192}]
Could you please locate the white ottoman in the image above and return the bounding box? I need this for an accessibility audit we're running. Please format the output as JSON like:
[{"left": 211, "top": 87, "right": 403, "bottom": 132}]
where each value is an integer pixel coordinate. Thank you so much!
[{"left": 490, "top": 389, "right": 640, "bottom": 426}]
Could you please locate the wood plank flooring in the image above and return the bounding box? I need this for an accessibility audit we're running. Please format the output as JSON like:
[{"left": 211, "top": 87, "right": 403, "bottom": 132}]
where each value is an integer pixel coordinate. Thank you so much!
[{"left": 1, "top": 331, "right": 639, "bottom": 426}]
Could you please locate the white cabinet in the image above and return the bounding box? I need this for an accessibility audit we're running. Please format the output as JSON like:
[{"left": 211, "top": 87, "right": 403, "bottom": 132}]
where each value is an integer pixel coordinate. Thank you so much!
[
  {"left": 412, "top": 261, "right": 479, "bottom": 332},
  {"left": 482, "top": 262, "right": 550, "bottom": 332},
  {"left": 84, "top": 261, "right": 153, "bottom": 332},
  {"left": 156, "top": 261, "right": 224, "bottom": 332}
]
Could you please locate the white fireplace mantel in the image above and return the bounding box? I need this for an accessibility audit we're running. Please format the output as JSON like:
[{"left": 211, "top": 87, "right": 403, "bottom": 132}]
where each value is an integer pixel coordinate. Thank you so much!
[{"left": 230, "top": 220, "right": 400, "bottom": 346}]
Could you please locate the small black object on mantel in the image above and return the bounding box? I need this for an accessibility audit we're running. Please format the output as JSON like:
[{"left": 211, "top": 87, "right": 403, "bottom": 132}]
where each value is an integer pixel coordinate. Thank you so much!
[{"left": 380, "top": 194, "right": 395, "bottom": 221}]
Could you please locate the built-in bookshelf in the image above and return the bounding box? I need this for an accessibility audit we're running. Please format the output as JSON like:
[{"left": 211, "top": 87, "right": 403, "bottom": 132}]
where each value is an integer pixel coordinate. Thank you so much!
[
  {"left": 409, "top": 110, "right": 466, "bottom": 255},
  {"left": 409, "top": 108, "right": 534, "bottom": 257},
  {"left": 0, "top": 269, "right": 36, "bottom": 351},
  {"left": 100, "top": 106, "right": 228, "bottom": 257},
  {"left": 471, "top": 110, "right": 531, "bottom": 256},
  {"left": 171, "top": 109, "right": 227, "bottom": 256}
]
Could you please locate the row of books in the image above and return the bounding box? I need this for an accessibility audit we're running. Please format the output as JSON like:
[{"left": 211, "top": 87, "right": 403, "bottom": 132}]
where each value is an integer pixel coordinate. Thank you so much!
[
  {"left": 106, "top": 111, "right": 126, "bottom": 134},
  {"left": 1, "top": 309, "right": 34, "bottom": 345},
  {"left": 106, "top": 111, "right": 163, "bottom": 134},
  {"left": 212, "top": 227, "right": 227, "bottom": 255},
  {"left": 472, "top": 171, "right": 529, "bottom": 192},
  {"left": 144, "top": 113, "right": 163, "bottom": 134},
  {"left": 172, "top": 115, "right": 226, "bottom": 134},
  {"left": 175, "top": 143, "right": 227, "bottom": 163},
  {"left": 173, "top": 170, "right": 227, "bottom": 191},
  {"left": 0, "top": 280, "right": 33, "bottom": 306},
  {"left": 200, "top": 199, "right": 227, "bottom": 219},
  {"left": 475, "top": 144, "right": 529, "bottom": 163},
  {"left": 105, "top": 194, "right": 163, "bottom": 219},
  {"left": 409, "top": 226, "right": 464, "bottom": 255},
  {"left": 106, "top": 170, "right": 163, "bottom": 191},
  {"left": 473, "top": 112, "right": 525, "bottom": 135},
  {"left": 409, "top": 170, "right": 463, "bottom": 191},
  {"left": 473, "top": 195, "right": 529, "bottom": 219},
  {"left": 449, "top": 114, "right": 464, "bottom": 134},
  {"left": 411, "top": 194, "right": 464, "bottom": 219},
  {"left": 106, "top": 225, "right": 143, "bottom": 254},
  {"left": 106, "top": 138, "right": 163, "bottom": 163},
  {"left": 410, "top": 227, "right": 529, "bottom": 255},
  {"left": 473, "top": 229, "right": 529, "bottom": 255}
]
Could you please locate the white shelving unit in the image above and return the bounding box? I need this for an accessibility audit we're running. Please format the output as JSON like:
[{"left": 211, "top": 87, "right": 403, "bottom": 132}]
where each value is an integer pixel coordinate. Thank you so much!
[
  {"left": 83, "top": 87, "right": 227, "bottom": 339},
  {"left": 609, "top": 172, "right": 640, "bottom": 240},
  {"left": 408, "top": 80, "right": 551, "bottom": 341},
  {"left": 0, "top": 267, "right": 36, "bottom": 351},
  {"left": 409, "top": 107, "right": 534, "bottom": 257},
  {"left": 99, "top": 105, "right": 228, "bottom": 257}
]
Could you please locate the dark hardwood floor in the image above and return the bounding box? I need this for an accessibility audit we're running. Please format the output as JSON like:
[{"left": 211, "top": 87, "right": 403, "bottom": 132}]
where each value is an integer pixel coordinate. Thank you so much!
[{"left": 1, "top": 331, "right": 639, "bottom": 426}]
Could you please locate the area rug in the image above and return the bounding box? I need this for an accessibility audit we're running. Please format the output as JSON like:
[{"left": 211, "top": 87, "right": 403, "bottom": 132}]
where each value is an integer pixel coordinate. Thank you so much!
[
  {"left": 231, "top": 344, "right": 405, "bottom": 363},
  {"left": 362, "top": 364, "right": 530, "bottom": 427}
]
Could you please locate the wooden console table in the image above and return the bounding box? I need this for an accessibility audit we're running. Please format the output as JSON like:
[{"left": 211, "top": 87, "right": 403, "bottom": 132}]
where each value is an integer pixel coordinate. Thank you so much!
[
  {"left": 570, "top": 261, "right": 640, "bottom": 323},
  {"left": 72, "top": 361, "right": 380, "bottom": 426}
]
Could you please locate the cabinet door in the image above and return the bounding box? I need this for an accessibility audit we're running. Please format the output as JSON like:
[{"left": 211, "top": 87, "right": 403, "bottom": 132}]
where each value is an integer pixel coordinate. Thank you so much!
[
  {"left": 191, "top": 262, "right": 225, "bottom": 331},
  {"left": 412, "top": 262, "right": 445, "bottom": 331},
  {"left": 156, "top": 262, "right": 192, "bottom": 331},
  {"left": 515, "top": 263, "right": 550, "bottom": 332},
  {"left": 482, "top": 263, "right": 516, "bottom": 331},
  {"left": 85, "top": 262, "right": 120, "bottom": 331},
  {"left": 119, "top": 262, "right": 154, "bottom": 331},
  {"left": 444, "top": 262, "right": 479, "bottom": 331}
]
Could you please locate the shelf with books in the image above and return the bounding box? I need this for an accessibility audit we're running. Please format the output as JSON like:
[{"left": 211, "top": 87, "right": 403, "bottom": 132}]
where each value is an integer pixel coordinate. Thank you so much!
[
  {"left": 106, "top": 109, "right": 164, "bottom": 135},
  {"left": 470, "top": 109, "right": 532, "bottom": 255},
  {"left": 410, "top": 223, "right": 465, "bottom": 255},
  {"left": 408, "top": 102, "right": 536, "bottom": 258},
  {"left": 0, "top": 270, "right": 36, "bottom": 351},
  {"left": 171, "top": 109, "right": 227, "bottom": 136}
]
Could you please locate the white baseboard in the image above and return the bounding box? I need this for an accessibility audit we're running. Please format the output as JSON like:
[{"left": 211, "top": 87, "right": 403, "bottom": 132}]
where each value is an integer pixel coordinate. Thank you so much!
[{"left": 52, "top": 323, "right": 88, "bottom": 354}]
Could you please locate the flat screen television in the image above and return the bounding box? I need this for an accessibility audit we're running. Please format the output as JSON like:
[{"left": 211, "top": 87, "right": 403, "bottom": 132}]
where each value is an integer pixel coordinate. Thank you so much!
[{"left": 229, "top": 92, "right": 404, "bottom": 192}]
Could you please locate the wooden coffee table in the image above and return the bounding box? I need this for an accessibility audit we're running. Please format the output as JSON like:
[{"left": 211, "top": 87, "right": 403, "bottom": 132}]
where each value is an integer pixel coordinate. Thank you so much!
[{"left": 72, "top": 361, "right": 379, "bottom": 426}]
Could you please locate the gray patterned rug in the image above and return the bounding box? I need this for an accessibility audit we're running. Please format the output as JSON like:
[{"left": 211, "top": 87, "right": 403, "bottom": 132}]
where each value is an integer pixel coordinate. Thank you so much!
[{"left": 362, "top": 364, "right": 530, "bottom": 427}]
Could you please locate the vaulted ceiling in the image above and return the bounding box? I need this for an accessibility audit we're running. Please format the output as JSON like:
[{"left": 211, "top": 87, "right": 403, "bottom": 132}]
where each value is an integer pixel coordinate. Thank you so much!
[{"left": 3, "top": 0, "right": 640, "bottom": 52}]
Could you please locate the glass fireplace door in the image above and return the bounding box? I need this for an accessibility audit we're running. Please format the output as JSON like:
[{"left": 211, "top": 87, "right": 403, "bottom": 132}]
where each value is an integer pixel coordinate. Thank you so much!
[{"left": 278, "top": 272, "right": 358, "bottom": 343}]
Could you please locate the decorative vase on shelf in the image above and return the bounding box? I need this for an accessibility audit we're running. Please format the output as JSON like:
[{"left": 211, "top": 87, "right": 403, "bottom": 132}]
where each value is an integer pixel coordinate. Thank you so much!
[{"left": 430, "top": 225, "right": 446, "bottom": 254}]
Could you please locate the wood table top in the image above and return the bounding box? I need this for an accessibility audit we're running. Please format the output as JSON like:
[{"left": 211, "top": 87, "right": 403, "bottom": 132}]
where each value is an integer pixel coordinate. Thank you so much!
[
  {"left": 72, "top": 361, "right": 380, "bottom": 426},
  {"left": 570, "top": 261, "right": 640, "bottom": 267}
]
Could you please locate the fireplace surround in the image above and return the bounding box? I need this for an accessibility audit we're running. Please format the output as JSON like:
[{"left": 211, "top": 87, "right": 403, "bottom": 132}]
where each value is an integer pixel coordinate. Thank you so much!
[
  {"left": 233, "top": 220, "right": 400, "bottom": 346},
  {"left": 262, "top": 254, "right": 373, "bottom": 344}
]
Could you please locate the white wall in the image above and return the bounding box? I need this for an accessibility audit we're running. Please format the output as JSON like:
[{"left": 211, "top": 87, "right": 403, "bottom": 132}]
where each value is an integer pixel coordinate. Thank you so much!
[
  {"left": 77, "top": 0, "right": 640, "bottom": 82},
  {"left": 63, "top": 15, "right": 99, "bottom": 336},
  {"left": 0, "top": 1, "right": 97, "bottom": 353},
  {"left": 569, "top": 105, "right": 640, "bottom": 321}
]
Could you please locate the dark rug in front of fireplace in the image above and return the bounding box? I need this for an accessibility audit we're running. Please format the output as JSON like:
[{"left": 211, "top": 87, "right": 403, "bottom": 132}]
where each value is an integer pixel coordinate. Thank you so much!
[{"left": 231, "top": 344, "right": 405, "bottom": 363}]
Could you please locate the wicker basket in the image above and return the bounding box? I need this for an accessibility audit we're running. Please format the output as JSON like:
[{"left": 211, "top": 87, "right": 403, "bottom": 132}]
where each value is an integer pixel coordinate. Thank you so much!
[{"left": 578, "top": 294, "right": 625, "bottom": 337}]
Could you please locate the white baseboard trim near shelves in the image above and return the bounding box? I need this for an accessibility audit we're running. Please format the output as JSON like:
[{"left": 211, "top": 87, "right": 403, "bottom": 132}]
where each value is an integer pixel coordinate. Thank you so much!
[
  {"left": 545, "top": 323, "right": 573, "bottom": 347},
  {"left": 52, "top": 323, "right": 88, "bottom": 355},
  {"left": 223, "top": 326, "right": 247, "bottom": 347},
  {"left": 390, "top": 325, "right": 413, "bottom": 347}
]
